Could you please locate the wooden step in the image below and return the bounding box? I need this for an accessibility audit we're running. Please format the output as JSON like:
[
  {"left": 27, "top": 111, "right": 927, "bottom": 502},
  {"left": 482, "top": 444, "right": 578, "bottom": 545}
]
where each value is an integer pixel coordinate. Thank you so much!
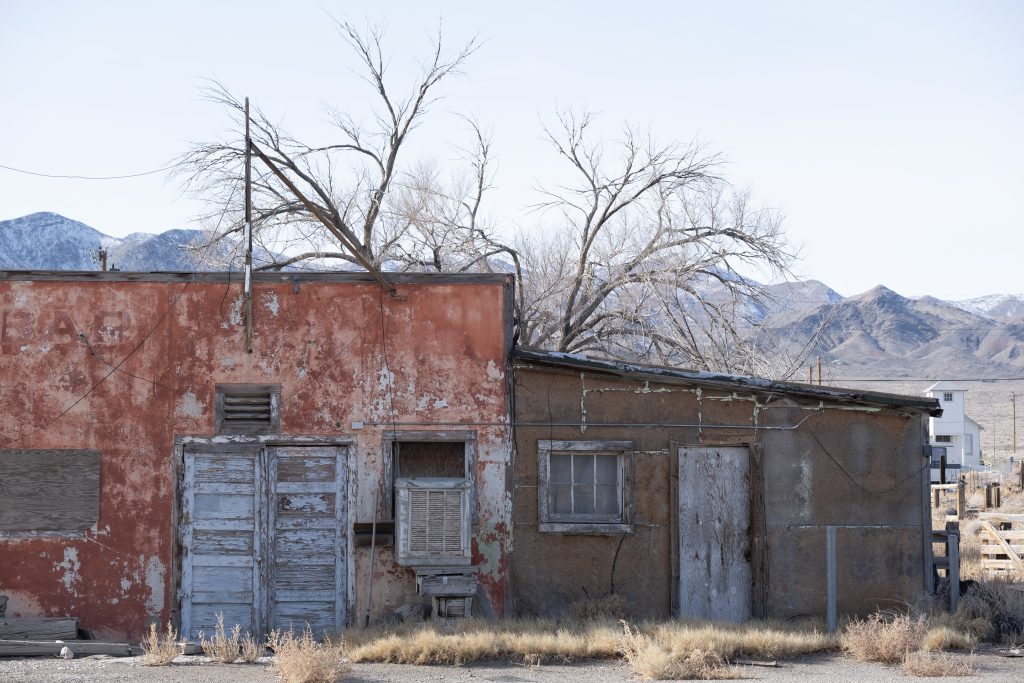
[
  {"left": 0, "top": 618, "right": 79, "bottom": 641},
  {"left": 0, "top": 639, "right": 131, "bottom": 657}
]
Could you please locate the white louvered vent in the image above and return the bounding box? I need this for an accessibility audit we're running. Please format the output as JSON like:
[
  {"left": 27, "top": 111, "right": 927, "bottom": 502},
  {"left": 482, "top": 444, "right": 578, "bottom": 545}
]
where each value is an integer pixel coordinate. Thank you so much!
[
  {"left": 396, "top": 479, "right": 471, "bottom": 566},
  {"left": 216, "top": 385, "right": 281, "bottom": 434}
]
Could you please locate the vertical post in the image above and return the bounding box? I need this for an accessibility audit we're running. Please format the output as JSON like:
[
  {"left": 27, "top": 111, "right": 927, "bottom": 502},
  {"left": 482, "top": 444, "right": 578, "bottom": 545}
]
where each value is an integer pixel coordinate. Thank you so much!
[
  {"left": 826, "top": 525, "right": 837, "bottom": 633},
  {"left": 932, "top": 487, "right": 940, "bottom": 509},
  {"left": 995, "top": 484, "right": 1001, "bottom": 509},
  {"left": 98, "top": 247, "right": 107, "bottom": 272},
  {"left": 957, "top": 481, "right": 965, "bottom": 519},
  {"left": 1013, "top": 393, "right": 1017, "bottom": 455},
  {"left": 817, "top": 356, "right": 822, "bottom": 386},
  {"left": 808, "top": 365, "right": 813, "bottom": 384},
  {"left": 244, "top": 97, "right": 254, "bottom": 354},
  {"left": 949, "top": 533, "right": 960, "bottom": 612},
  {"left": 940, "top": 454, "right": 947, "bottom": 485},
  {"left": 985, "top": 483, "right": 992, "bottom": 509}
]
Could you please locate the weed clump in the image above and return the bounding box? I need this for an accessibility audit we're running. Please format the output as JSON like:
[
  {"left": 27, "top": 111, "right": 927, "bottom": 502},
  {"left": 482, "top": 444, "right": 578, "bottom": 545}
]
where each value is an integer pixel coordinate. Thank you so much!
[
  {"left": 270, "top": 627, "right": 348, "bottom": 683},
  {"left": 902, "top": 651, "right": 974, "bottom": 677},
  {"left": 140, "top": 622, "right": 180, "bottom": 666}
]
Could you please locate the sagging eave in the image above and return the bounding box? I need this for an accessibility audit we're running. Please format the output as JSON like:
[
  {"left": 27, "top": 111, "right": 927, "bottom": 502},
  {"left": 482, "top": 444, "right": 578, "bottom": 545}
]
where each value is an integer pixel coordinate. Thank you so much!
[{"left": 513, "top": 347, "right": 942, "bottom": 417}]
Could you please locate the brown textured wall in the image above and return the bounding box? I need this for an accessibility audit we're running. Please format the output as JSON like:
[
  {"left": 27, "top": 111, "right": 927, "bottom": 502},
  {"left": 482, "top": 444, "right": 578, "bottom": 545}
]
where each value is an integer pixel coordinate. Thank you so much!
[
  {"left": 512, "top": 364, "right": 930, "bottom": 620},
  {"left": 0, "top": 274, "right": 512, "bottom": 639}
]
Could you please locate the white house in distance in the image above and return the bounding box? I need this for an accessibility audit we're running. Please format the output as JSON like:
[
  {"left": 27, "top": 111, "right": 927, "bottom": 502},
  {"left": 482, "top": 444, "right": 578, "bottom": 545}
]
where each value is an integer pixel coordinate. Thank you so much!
[{"left": 924, "top": 381, "right": 983, "bottom": 475}]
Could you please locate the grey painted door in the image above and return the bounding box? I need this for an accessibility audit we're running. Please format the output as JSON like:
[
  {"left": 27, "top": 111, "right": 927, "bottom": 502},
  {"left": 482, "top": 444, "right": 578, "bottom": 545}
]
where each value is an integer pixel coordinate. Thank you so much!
[
  {"left": 181, "top": 445, "right": 264, "bottom": 639},
  {"left": 181, "top": 444, "right": 347, "bottom": 639},
  {"left": 268, "top": 446, "right": 348, "bottom": 636},
  {"left": 677, "top": 445, "right": 752, "bottom": 622}
]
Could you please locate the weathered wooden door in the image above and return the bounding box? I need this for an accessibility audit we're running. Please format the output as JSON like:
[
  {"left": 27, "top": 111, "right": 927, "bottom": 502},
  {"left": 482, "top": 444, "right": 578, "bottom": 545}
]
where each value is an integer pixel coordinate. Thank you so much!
[
  {"left": 267, "top": 446, "right": 347, "bottom": 636},
  {"left": 181, "top": 444, "right": 347, "bottom": 639},
  {"left": 677, "top": 445, "right": 751, "bottom": 622},
  {"left": 181, "top": 444, "right": 265, "bottom": 639}
]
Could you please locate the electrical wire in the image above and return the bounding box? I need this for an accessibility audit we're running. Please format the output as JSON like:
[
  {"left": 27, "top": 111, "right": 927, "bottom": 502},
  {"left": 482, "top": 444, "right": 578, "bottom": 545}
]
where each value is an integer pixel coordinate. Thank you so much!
[{"left": 0, "top": 162, "right": 178, "bottom": 180}]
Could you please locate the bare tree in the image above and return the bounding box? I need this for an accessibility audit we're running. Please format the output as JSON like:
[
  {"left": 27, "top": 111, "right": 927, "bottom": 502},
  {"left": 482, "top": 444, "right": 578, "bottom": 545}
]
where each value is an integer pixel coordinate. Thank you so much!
[
  {"left": 515, "top": 109, "right": 805, "bottom": 376},
  {"left": 178, "top": 19, "right": 481, "bottom": 271}
]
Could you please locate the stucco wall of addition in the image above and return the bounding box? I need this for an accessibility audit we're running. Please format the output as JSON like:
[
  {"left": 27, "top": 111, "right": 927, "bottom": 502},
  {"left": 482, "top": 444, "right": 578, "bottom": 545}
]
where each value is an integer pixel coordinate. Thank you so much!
[
  {"left": 0, "top": 274, "right": 513, "bottom": 640},
  {"left": 511, "top": 364, "right": 931, "bottom": 621}
]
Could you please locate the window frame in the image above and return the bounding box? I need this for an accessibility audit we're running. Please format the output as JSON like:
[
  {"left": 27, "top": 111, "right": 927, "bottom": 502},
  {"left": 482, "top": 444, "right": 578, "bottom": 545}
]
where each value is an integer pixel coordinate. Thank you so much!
[
  {"left": 943, "top": 392, "right": 954, "bottom": 403},
  {"left": 935, "top": 435, "right": 953, "bottom": 443},
  {"left": 538, "top": 440, "right": 634, "bottom": 534}
]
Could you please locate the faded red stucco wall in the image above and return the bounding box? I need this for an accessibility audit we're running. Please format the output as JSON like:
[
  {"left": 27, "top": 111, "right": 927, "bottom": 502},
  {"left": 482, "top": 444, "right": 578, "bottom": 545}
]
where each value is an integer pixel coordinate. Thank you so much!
[{"left": 0, "top": 273, "right": 512, "bottom": 640}]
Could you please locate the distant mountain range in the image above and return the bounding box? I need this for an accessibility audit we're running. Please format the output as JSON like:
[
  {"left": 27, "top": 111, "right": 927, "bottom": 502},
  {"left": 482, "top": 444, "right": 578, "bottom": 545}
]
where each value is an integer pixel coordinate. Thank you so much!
[{"left": 4, "top": 212, "right": 1024, "bottom": 380}]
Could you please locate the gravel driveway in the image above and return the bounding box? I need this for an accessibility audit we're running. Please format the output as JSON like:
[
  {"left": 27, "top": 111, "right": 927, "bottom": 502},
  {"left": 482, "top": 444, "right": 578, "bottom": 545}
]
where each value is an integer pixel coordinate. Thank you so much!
[{"left": 0, "top": 652, "right": 1021, "bottom": 682}]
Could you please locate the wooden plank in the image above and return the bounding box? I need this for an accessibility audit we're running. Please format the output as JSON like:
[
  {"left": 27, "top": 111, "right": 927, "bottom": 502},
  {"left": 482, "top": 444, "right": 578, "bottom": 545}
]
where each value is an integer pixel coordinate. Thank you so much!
[
  {"left": 979, "top": 545, "right": 1024, "bottom": 555},
  {"left": 417, "top": 575, "right": 478, "bottom": 597},
  {"left": 980, "top": 522, "right": 1024, "bottom": 573},
  {"left": 0, "top": 450, "right": 99, "bottom": 531},
  {"left": 0, "top": 618, "right": 78, "bottom": 641},
  {"left": 978, "top": 513, "right": 1024, "bottom": 523},
  {"left": 0, "top": 640, "right": 131, "bottom": 657},
  {"left": 677, "top": 445, "right": 752, "bottom": 623}
]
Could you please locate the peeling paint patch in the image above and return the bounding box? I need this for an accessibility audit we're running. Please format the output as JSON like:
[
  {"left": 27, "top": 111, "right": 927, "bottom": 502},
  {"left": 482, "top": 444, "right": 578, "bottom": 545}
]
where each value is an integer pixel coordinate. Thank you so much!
[
  {"left": 144, "top": 556, "right": 165, "bottom": 614},
  {"left": 797, "top": 456, "right": 812, "bottom": 520},
  {"left": 263, "top": 292, "right": 280, "bottom": 316},
  {"left": 174, "top": 392, "right": 204, "bottom": 419},
  {"left": 433, "top": 398, "right": 449, "bottom": 409},
  {"left": 53, "top": 548, "right": 81, "bottom": 594},
  {"left": 486, "top": 360, "right": 503, "bottom": 381}
]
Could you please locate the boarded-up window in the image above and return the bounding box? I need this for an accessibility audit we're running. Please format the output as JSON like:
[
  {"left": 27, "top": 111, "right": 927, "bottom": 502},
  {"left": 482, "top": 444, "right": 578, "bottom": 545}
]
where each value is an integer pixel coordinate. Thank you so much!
[
  {"left": 395, "top": 441, "right": 466, "bottom": 479},
  {"left": 0, "top": 450, "right": 100, "bottom": 533},
  {"left": 538, "top": 440, "right": 633, "bottom": 534},
  {"left": 215, "top": 384, "right": 281, "bottom": 434}
]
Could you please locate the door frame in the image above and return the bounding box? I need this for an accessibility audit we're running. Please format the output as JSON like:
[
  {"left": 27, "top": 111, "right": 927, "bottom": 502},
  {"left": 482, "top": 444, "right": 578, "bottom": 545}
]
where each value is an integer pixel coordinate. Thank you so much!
[
  {"left": 670, "top": 442, "right": 760, "bottom": 622},
  {"left": 171, "top": 435, "right": 354, "bottom": 634}
]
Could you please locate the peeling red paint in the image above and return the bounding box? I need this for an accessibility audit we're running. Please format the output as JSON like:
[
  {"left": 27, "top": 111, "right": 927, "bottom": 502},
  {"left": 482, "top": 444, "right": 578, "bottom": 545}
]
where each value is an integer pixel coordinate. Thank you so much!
[{"left": 0, "top": 273, "right": 513, "bottom": 639}]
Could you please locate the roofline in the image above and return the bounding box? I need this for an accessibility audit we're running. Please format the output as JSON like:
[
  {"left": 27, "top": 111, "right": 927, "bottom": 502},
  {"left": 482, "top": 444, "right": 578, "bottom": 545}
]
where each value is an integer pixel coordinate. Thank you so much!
[
  {"left": 0, "top": 270, "right": 513, "bottom": 285},
  {"left": 514, "top": 348, "right": 942, "bottom": 416}
]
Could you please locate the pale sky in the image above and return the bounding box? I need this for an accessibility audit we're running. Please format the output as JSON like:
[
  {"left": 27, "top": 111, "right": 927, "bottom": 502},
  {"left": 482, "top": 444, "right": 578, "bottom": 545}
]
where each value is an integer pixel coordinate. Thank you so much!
[{"left": 1, "top": 0, "right": 1021, "bottom": 300}]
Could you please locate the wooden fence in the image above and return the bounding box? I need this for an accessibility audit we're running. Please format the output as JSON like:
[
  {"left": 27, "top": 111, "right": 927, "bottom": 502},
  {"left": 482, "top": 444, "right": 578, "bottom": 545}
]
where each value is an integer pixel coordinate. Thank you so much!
[{"left": 978, "top": 513, "right": 1024, "bottom": 577}]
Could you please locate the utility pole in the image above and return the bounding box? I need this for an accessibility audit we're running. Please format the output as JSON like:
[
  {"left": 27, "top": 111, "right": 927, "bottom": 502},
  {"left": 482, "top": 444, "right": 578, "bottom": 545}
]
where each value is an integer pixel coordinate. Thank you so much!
[
  {"left": 1013, "top": 392, "right": 1017, "bottom": 454},
  {"left": 244, "top": 97, "right": 254, "bottom": 353},
  {"left": 817, "top": 356, "right": 822, "bottom": 386}
]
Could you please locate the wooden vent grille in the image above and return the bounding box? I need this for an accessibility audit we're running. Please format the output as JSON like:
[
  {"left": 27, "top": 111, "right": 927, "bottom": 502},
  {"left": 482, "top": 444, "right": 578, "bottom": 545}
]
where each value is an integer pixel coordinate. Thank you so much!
[
  {"left": 216, "top": 385, "right": 280, "bottom": 434},
  {"left": 408, "top": 488, "right": 464, "bottom": 554}
]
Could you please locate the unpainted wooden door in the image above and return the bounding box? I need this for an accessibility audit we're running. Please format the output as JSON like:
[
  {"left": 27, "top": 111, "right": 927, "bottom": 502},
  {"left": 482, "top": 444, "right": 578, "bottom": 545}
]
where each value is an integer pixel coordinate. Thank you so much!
[
  {"left": 181, "top": 444, "right": 347, "bottom": 639},
  {"left": 677, "top": 445, "right": 752, "bottom": 622}
]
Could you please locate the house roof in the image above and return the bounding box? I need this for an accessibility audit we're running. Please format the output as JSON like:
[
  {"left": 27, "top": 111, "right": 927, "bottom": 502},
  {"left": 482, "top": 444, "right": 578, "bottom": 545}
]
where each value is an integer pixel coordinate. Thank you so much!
[
  {"left": 965, "top": 415, "right": 985, "bottom": 430},
  {"left": 925, "top": 381, "right": 968, "bottom": 393},
  {"left": 514, "top": 348, "right": 942, "bottom": 416}
]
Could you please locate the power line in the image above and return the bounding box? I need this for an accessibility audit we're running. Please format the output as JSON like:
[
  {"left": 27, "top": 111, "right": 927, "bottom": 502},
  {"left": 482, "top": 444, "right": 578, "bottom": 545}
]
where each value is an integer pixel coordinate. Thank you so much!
[
  {"left": 833, "top": 377, "right": 1024, "bottom": 383},
  {"left": 0, "top": 162, "right": 178, "bottom": 181}
]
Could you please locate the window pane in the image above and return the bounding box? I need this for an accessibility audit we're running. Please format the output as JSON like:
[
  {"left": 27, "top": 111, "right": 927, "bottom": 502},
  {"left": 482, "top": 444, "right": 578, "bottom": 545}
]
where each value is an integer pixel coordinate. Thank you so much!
[
  {"left": 571, "top": 485, "right": 593, "bottom": 514},
  {"left": 549, "top": 484, "right": 573, "bottom": 514},
  {"left": 594, "top": 454, "right": 618, "bottom": 485},
  {"left": 595, "top": 484, "right": 620, "bottom": 515},
  {"left": 549, "top": 454, "right": 572, "bottom": 484},
  {"left": 572, "top": 454, "right": 595, "bottom": 484}
]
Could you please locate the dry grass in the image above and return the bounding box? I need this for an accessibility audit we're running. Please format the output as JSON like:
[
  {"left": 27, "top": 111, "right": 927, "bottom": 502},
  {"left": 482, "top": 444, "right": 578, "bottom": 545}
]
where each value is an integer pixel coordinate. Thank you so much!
[
  {"left": 240, "top": 630, "right": 265, "bottom": 662},
  {"left": 921, "top": 626, "right": 975, "bottom": 652},
  {"left": 140, "top": 622, "right": 180, "bottom": 667},
  {"left": 953, "top": 579, "right": 1024, "bottom": 644},
  {"left": 270, "top": 627, "right": 348, "bottom": 683},
  {"left": 565, "top": 593, "right": 629, "bottom": 621},
  {"left": 649, "top": 619, "right": 836, "bottom": 660},
  {"left": 844, "top": 613, "right": 926, "bottom": 664},
  {"left": 200, "top": 613, "right": 244, "bottom": 663},
  {"left": 621, "top": 621, "right": 739, "bottom": 680},
  {"left": 902, "top": 651, "right": 974, "bottom": 677}
]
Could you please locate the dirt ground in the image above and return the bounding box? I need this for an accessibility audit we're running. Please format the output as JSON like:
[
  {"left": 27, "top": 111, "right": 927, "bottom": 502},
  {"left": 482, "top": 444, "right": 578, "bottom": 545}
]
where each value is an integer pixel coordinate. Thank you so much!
[{"left": 1, "top": 652, "right": 1022, "bottom": 683}]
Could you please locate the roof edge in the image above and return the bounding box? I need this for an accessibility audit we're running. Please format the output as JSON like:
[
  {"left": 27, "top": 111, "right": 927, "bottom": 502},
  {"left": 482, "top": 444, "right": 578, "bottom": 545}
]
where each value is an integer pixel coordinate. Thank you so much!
[
  {"left": 0, "top": 270, "right": 513, "bottom": 285},
  {"left": 513, "top": 348, "right": 942, "bottom": 416}
]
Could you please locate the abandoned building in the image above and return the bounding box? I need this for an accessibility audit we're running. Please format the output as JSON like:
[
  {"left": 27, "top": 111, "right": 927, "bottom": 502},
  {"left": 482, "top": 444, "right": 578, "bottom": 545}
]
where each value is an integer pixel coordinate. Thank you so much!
[
  {"left": 0, "top": 269, "right": 941, "bottom": 640},
  {"left": 511, "top": 349, "right": 941, "bottom": 622},
  {"left": 0, "top": 271, "right": 515, "bottom": 641}
]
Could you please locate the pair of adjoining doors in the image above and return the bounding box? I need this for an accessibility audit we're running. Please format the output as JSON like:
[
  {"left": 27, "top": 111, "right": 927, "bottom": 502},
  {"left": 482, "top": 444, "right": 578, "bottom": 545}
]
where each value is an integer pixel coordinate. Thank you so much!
[{"left": 179, "top": 442, "right": 348, "bottom": 640}]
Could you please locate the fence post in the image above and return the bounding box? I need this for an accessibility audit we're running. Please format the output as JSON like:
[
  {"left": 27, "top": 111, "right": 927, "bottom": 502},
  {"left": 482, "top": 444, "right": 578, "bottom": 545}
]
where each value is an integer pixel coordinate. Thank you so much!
[
  {"left": 995, "top": 484, "right": 1001, "bottom": 509},
  {"left": 985, "top": 483, "right": 993, "bottom": 509},
  {"left": 933, "top": 488, "right": 941, "bottom": 509},
  {"left": 957, "top": 481, "right": 966, "bottom": 519},
  {"left": 949, "top": 533, "right": 960, "bottom": 613}
]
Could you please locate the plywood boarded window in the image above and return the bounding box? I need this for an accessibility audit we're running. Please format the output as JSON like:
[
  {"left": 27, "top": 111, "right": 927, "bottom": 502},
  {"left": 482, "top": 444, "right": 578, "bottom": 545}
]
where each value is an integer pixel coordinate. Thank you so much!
[
  {"left": 538, "top": 440, "right": 633, "bottom": 534},
  {"left": 215, "top": 384, "right": 281, "bottom": 434},
  {"left": 395, "top": 441, "right": 466, "bottom": 479},
  {"left": 0, "top": 450, "right": 100, "bottom": 535}
]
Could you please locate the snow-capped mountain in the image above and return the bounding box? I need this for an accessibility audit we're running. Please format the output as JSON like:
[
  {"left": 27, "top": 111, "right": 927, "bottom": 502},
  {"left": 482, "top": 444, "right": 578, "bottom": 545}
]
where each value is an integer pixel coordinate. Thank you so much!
[{"left": 951, "top": 294, "right": 1024, "bottom": 323}]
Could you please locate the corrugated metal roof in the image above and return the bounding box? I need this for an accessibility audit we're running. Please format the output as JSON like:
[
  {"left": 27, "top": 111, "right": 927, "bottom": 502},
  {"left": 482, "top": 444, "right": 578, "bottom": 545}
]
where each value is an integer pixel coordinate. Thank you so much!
[{"left": 514, "top": 347, "right": 942, "bottom": 416}]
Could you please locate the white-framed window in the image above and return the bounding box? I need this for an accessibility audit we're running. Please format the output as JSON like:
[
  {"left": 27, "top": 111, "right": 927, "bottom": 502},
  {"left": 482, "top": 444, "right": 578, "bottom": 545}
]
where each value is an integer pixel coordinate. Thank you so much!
[
  {"left": 538, "top": 440, "right": 633, "bottom": 534},
  {"left": 943, "top": 392, "right": 954, "bottom": 403},
  {"left": 935, "top": 435, "right": 952, "bottom": 443},
  {"left": 964, "top": 433, "right": 973, "bottom": 455}
]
